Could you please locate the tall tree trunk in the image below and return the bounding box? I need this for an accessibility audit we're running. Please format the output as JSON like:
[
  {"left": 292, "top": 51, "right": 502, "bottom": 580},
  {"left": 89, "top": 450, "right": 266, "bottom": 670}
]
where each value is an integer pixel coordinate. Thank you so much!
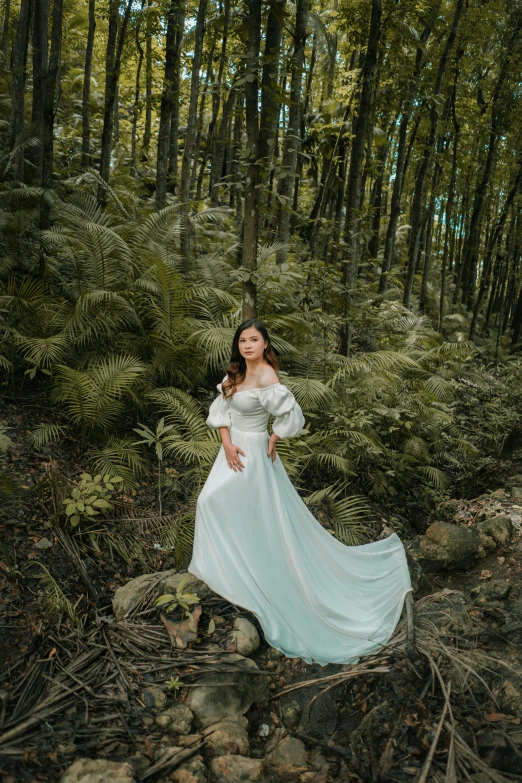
[
  {"left": 180, "top": 0, "right": 208, "bottom": 268},
  {"left": 167, "top": 4, "right": 185, "bottom": 195},
  {"left": 459, "top": 24, "right": 520, "bottom": 310},
  {"left": 192, "top": 42, "right": 215, "bottom": 197},
  {"left": 7, "top": 0, "right": 32, "bottom": 182},
  {"left": 30, "top": 0, "right": 48, "bottom": 174},
  {"left": 131, "top": 1, "right": 145, "bottom": 177},
  {"left": 81, "top": 0, "right": 96, "bottom": 169},
  {"left": 378, "top": 6, "right": 440, "bottom": 293},
  {"left": 207, "top": 0, "right": 231, "bottom": 199},
  {"left": 403, "top": 0, "right": 464, "bottom": 309},
  {"left": 1, "top": 0, "right": 11, "bottom": 56},
  {"left": 155, "top": 0, "right": 182, "bottom": 211},
  {"left": 340, "top": 0, "right": 382, "bottom": 356},
  {"left": 143, "top": 0, "right": 153, "bottom": 153},
  {"left": 469, "top": 149, "right": 522, "bottom": 337},
  {"left": 258, "top": 0, "right": 284, "bottom": 216},
  {"left": 39, "top": 0, "right": 63, "bottom": 277},
  {"left": 276, "top": 0, "right": 309, "bottom": 264},
  {"left": 241, "top": 0, "right": 261, "bottom": 318},
  {"left": 98, "top": 0, "right": 133, "bottom": 205},
  {"left": 210, "top": 85, "right": 236, "bottom": 205}
]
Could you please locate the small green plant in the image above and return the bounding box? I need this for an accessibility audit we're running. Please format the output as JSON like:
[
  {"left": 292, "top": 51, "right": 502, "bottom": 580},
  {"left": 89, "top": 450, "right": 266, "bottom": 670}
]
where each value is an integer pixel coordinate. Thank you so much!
[
  {"left": 166, "top": 676, "right": 183, "bottom": 691},
  {"left": 62, "top": 472, "right": 123, "bottom": 527},
  {"left": 133, "top": 418, "right": 175, "bottom": 516},
  {"left": 154, "top": 574, "right": 201, "bottom": 616}
]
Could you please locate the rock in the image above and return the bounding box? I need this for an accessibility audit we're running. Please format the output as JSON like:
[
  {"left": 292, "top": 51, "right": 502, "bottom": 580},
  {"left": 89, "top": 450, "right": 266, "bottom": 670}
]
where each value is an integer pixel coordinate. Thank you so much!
[
  {"left": 420, "top": 591, "right": 473, "bottom": 637},
  {"left": 435, "top": 499, "right": 460, "bottom": 522},
  {"left": 281, "top": 700, "right": 301, "bottom": 730},
  {"left": 475, "top": 515, "right": 514, "bottom": 546},
  {"left": 209, "top": 755, "right": 263, "bottom": 782},
  {"left": 177, "top": 734, "right": 203, "bottom": 747},
  {"left": 507, "top": 474, "right": 522, "bottom": 489},
  {"left": 225, "top": 618, "right": 260, "bottom": 657},
  {"left": 470, "top": 579, "right": 511, "bottom": 604},
  {"left": 126, "top": 754, "right": 151, "bottom": 778},
  {"left": 142, "top": 686, "right": 167, "bottom": 710},
  {"left": 498, "top": 621, "right": 522, "bottom": 645},
  {"left": 266, "top": 736, "right": 307, "bottom": 768},
  {"left": 510, "top": 487, "right": 522, "bottom": 501},
  {"left": 202, "top": 716, "right": 250, "bottom": 756},
  {"left": 113, "top": 570, "right": 212, "bottom": 620},
  {"left": 477, "top": 531, "right": 497, "bottom": 552},
  {"left": 184, "top": 654, "right": 269, "bottom": 729},
  {"left": 405, "top": 536, "right": 448, "bottom": 573},
  {"left": 309, "top": 748, "right": 329, "bottom": 774},
  {"left": 156, "top": 704, "right": 193, "bottom": 733},
  {"left": 510, "top": 731, "right": 522, "bottom": 745},
  {"left": 170, "top": 758, "right": 207, "bottom": 783},
  {"left": 490, "top": 489, "right": 508, "bottom": 499},
  {"left": 424, "top": 521, "right": 480, "bottom": 569},
  {"left": 502, "top": 680, "right": 522, "bottom": 706},
  {"left": 60, "top": 759, "right": 136, "bottom": 783}
]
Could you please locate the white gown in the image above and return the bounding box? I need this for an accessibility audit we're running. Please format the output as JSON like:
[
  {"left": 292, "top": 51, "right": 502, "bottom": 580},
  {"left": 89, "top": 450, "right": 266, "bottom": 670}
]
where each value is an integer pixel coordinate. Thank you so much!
[{"left": 187, "top": 376, "right": 413, "bottom": 667}]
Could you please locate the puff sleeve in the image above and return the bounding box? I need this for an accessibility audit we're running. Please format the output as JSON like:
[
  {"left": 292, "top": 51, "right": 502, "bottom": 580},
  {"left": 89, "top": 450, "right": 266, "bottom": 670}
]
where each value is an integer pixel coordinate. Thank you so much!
[
  {"left": 206, "top": 375, "right": 231, "bottom": 429},
  {"left": 260, "top": 384, "right": 305, "bottom": 438}
]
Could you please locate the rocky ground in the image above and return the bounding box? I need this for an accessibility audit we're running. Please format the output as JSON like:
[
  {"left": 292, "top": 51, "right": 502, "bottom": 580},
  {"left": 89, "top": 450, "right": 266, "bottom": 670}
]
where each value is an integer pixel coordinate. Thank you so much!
[{"left": 1, "top": 395, "right": 522, "bottom": 783}]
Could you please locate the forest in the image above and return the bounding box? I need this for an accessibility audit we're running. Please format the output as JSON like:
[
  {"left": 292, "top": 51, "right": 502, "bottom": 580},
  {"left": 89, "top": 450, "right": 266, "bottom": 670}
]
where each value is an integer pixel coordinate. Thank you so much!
[{"left": 1, "top": 0, "right": 522, "bottom": 781}]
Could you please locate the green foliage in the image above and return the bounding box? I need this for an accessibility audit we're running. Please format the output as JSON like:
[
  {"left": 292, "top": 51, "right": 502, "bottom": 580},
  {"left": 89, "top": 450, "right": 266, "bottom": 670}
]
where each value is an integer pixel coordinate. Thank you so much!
[
  {"left": 154, "top": 575, "right": 201, "bottom": 628},
  {"left": 62, "top": 472, "right": 123, "bottom": 528}
]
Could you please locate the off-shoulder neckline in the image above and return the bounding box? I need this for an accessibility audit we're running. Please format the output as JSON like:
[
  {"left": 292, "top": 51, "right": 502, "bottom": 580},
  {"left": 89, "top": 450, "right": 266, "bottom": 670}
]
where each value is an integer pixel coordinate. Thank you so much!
[{"left": 233, "top": 382, "right": 284, "bottom": 394}]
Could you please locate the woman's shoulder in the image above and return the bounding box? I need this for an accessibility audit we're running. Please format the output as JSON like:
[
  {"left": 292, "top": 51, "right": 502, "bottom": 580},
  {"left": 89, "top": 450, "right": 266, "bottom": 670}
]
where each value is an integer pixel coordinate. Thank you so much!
[{"left": 258, "top": 366, "right": 281, "bottom": 388}]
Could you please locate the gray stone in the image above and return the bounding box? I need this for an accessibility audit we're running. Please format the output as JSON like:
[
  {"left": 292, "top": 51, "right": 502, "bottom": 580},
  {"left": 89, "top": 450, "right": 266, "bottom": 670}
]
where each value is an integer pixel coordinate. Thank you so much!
[
  {"left": 475, "top": 515, "right": 513, "bottom": 546},
  {"left": 281, "top": 700, "right": 302, "bottom": 730},
  {"left": 184, "top": 654, "right": 269, "bottom": 729},
  {"left": 126, "top": 755, "right": 151, "bottom": 778},
  {"left": 420, "top": 591, "right": 473, "bottom": 637},
  {"left": 60, "top": 759, "right": 136, "bottom": 783},
  {"left": 309, "top": 747, "right": 329, "bottom": 774},
  {"left": 35, "top": 537, "right": 53, "bottom": 550},
  {"left": 142, "top": 686, "right": 167, "bottom": 710},
  {"left": 209, "top": 754, "right": 263, "bottom": 782},
  {"left": 266, "top": 735, "right": 307, "bottom": 768},
  {"left": 170, "top": 758, "right": 207, "bottom": 783},
  {"left": 405, "top": 536, "right": 448, "bottom": 573},
  {"left": 202, "top": 716, "right": 249, "bottom": 756},
  {"left": 225, "top": 618, "right": 260, "bottom": 657},
  {"left": 490, "top": 489, "right": 508, "bottom": 499},
  {"left": 155, "top": 703, "right": 193, "bottom": 733},
  {"left": 113, "top": 570, "right": 212, "bottom": 620},
  {"left": 435, "top": 499, "right": 460, "bottom": 522},
  {"left": 470, "top": 579, "right": 511, "bottom": 604},
  {"left": 424, "top": 521, "right": 480, "bottom": 569}
]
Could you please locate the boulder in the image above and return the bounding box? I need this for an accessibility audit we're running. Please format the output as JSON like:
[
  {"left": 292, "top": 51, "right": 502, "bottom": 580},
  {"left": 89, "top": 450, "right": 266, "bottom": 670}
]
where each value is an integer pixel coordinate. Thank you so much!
[
  {"left": 266, "top": 736, "right": 307, "bottom": 768},
  {"left": 113, "top": 570, "right": 212, "bottom": 620},
  {"left": 419, "top": 591, "right": 473, "bottom": 638},
  {"left": 405, "top": 536, "right": 448, "bottom": 573},
  {"left": 209, "top": 755, "right": 263, "bottom": 782},
  {"left": 142, "top": 686, "right": 167, "bottom": 710},
  {"left": 424, "top": 521, "right": 480, "bottom": 569},
  {"left": 225, "top": 618, "right": 260, "bottom": 657},
  {"left": 475, "top": 515, "right": 513, "bottom": 547},
  {"left": 435, "top": 499, "right": 460, "bottom": 522},
  {"left": 60, "top": 759, "right": 136, "bottom": 783},
  {"left": 156, "top": 703, "right": 194, "bottom": 733},
  {"left": 184, "top": 654, "right": 269, "bottom": 729},
  {"left": 202, "top": 716, "right": 250, "bottom": 756},
  {"left": 170, "top": 758, "right": 207, "bottom": 783},
  {"left": 281, "top": 700, "right": 301, "bottom": 730},
  {"left": 470, "top": 579, "right": 511, "bottom": 604}
]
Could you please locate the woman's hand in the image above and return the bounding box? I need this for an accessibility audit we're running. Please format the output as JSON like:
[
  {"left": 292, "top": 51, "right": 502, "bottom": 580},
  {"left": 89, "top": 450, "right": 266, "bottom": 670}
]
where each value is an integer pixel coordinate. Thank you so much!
[
  {"left": 224, "top": 443, "right": 247, "bottom": 472},
  {"left": 267, "top": 434, "right": 279, "bottom": 462}
]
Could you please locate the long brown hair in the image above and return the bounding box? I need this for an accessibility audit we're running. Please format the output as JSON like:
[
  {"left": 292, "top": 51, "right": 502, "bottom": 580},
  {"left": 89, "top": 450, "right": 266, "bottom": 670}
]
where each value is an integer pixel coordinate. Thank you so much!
[{"left": 221, "top": 319, "right": 280, "bottom": 398}]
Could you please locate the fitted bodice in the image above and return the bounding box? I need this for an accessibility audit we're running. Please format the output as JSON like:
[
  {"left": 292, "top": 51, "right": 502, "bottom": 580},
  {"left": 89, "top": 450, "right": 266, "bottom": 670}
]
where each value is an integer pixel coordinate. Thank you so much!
[{"left": 206, "top": 378, "right": 305, "bottom": 438}]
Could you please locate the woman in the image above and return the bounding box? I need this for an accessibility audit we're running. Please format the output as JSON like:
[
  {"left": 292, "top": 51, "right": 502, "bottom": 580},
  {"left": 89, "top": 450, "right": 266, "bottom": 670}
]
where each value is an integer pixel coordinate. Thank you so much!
[{"left": 188, "top": 318, "right": 412, "bottom": 666}]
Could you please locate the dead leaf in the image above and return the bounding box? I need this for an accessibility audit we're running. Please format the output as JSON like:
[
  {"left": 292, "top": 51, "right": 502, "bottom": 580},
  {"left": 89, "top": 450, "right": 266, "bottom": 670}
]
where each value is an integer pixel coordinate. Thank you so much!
[
  {"left": 480, "top": 570, "right": 493, "bottom": 580},
  {"left": 161, "top": 604, "right": 202, "bottom": 649},
  {"left": 486, "top": 712, "right": 520, "bottom": 723},
  {"left": 47, "top": 648, "right": 57, "bottom": 659}
]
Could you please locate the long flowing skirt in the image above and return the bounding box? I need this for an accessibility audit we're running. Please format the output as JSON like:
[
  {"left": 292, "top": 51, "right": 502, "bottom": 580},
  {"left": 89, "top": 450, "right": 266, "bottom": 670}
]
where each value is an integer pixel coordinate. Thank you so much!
[{"left": 188, "top": 425, "right": 412, "bottom": 666}]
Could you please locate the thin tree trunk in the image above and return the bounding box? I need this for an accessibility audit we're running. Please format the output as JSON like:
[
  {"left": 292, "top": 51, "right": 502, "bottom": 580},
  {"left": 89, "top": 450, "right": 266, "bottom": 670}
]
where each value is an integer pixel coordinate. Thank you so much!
[
  {"left": 276, "top": 0, "right": 309, "bottom": 264},
  {"left": 241, "top": 0, "right": 261, "bottom": 318},
  {"left": 207, "top": 0, "right": 231, "bottom": 199},
  {"left": 340, "top": 0, "right": 382, "bottom": 356},
  {"left": 131, "top": 1, "right": 145, "bottom": 177},
  {"left": 180, "top": 0, "right": 208, "bottom": 267},
  {"left": 210, "top": 85, "right": 236, "bottom": 205},
  {"left": 7, "top": 0, "right": 31, "bottom": 182},
  {"left": 143, "top": 0, "right": 153, "bottom": 152},
  {"left": 98, "top": 0, "right": 133, "bottom": 205},
  {"left": 155, "top": 0, "right": 182, "bottom": 211},
  {"left": 403, "top": 0, "right": 464, "bottom": 309},
  {"left": 81, "top": 0, "right": 96, "bottom": 169},
  {"left": 1, "top": 0, "right": 11, "bottom": 56},
  {"left": 167, "top": 4, "right": 185, "bottom": 195}
]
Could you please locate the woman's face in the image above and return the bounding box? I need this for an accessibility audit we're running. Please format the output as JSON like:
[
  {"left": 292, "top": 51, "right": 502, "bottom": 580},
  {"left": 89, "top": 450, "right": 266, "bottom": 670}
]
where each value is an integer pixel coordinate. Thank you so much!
[{"left": 238, "top": 327, "right": 268, "bottom": 362}]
